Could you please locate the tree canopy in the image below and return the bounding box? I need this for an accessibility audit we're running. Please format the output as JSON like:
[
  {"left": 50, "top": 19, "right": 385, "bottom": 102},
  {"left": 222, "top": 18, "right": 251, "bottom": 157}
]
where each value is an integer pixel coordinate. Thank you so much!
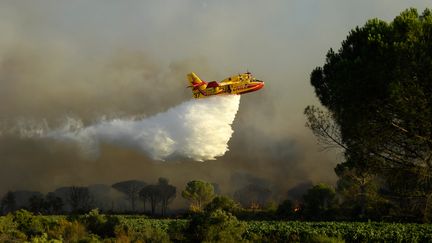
[
  {"left": 138, "top": 178, "right": 176, "bottom": 215},
  {"left": 182, "top": 180, "right": 215, "bottom": 211},
  {"left": 306, "top": 8, "right": 432, "bottom": 221},
  {"left": 112, "top": 180, "right": 146, "bottom": 212},
  {"left": 303, "top": 184, "right": 337, "bottom": 221}
]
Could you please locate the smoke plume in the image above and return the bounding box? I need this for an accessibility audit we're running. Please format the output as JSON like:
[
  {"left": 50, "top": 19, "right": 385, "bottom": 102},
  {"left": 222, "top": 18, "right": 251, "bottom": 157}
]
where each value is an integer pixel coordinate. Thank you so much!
[{"left": 45, "top": 95, "right": 240, "bottom": 161}]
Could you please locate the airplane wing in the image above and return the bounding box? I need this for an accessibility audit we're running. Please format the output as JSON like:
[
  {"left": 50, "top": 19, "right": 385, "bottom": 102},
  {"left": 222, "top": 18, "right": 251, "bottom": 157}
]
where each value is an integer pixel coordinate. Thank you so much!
[{"left": 218, "top": 82, "right": 232, "bottom": 86}]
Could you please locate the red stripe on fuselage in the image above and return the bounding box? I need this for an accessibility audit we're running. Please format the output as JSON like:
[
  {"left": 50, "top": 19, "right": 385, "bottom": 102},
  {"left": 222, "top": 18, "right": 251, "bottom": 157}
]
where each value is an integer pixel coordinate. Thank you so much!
[{"left": 237, "top": 82, "right": 264, "bottom": 95}]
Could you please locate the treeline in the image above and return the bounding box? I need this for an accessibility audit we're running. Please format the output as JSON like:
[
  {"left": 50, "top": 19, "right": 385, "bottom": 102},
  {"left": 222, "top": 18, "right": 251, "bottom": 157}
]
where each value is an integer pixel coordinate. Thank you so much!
[
  {"left": 0, "top": 178, "right": 177, "bottom": 216},
  {"left": 0, "top": 178, "right": 341, "bottom": 221},
  {"left": 0, "top": 177, "right": 298, "bottom": 218},
  {"left": 1, "top": 177, "right": 419, "bottom": 222}
]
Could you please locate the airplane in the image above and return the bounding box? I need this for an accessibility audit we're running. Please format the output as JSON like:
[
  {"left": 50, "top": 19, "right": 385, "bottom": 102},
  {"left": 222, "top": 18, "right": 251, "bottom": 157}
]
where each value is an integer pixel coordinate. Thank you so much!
[{"left": 187, "top": 72, "right": 264, "bottom": 99}]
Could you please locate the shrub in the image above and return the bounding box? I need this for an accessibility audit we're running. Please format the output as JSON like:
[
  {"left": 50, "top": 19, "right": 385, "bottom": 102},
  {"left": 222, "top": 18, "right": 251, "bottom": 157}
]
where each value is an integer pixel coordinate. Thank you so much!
[
  {"left": 13, "top": 209, "right": 44, "bottom": 237},
  {"left": 114, "top": 222, "right": 170, "bottom": 243},
  {"left": 204, "top": 196, "right": 240, "bottom": 214},
  {"left": 47, "top": 218, "right": 88, "bottom": 242},
  {"left": 187, "top": 209, "right": 246, "bottom": 242},
  {"left": 277, "top": 200, "right": 295, "bottom": 219},
  {"left": 0, "top": 214, "right": 27, "bottom": 242},
  {"left": 79, "top": 208, "right": 120, "bottom": 238},
  {"left": 30, "top": 233, "right": 62, "bottom": 243},
  {"left": 307, "top": 234, "right": 345, "bottom": 243},
  {"left": 167, "top": 220, "right": 188, "bottom": 242}
]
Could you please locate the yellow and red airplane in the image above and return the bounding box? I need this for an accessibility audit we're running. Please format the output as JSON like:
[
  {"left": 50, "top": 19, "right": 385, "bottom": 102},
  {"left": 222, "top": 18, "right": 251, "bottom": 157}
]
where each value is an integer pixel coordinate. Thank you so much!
[{"left": 187, "top": 72, "right": 264, "bottom": 99}]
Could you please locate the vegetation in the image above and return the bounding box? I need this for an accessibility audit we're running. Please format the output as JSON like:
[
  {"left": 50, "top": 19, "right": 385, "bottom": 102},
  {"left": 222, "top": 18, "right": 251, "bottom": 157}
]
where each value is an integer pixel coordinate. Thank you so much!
[
  {"left": 1, "top": 209, "right": 432, "bottom": 242},
  {"left": 204, "top": 195, "right": 241, "bottom": 214},
  {"left": 306, "top": 8, "right": 432, "bottom": 222},
  {"left": 302, "top": 183, "right": 338, "bottom": 221},
  {"left": 139, "top": 178, "right": 176, "bottom": 216},
  {"left": 112, "top": 180, "right": 147, "bottom": 213},
  {"left": 1, "top": 7, "right": 432, "bottom": 241},
  {"left": 67, "top": 186, "right": 94, "bottom": 213},
  {"left": 0, "top": 191, "right": 16, "bottom": 214},
  {"left": 234, "top": 183, "right": 272, "bottom": 209},
  {"left": 182, "top": 180, "right": 215, "bottom": 212}
]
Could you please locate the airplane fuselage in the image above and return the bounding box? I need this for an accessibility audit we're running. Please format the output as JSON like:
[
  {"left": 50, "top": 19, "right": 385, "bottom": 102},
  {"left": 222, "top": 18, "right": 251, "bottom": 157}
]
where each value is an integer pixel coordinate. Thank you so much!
[{"left": 188, "top": 72, "right": 264, "bottom": 99}]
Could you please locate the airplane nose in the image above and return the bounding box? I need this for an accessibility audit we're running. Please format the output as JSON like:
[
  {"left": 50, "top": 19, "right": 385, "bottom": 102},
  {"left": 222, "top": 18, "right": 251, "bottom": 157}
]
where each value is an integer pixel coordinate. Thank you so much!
[
  {"left": 256, "top": 81, "right": 264, "bottom": 87},
  {"left": 250, "top": 81, "right": 264, "bottom": 90}
]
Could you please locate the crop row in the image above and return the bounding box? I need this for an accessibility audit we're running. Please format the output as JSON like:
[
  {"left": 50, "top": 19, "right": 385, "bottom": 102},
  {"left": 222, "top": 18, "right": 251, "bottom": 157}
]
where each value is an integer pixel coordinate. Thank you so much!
[
  {"left": 2, "top": 213, "right": 432, "bottom": 242},
  {"left": 118, "top": 217, "right": 432, "bottom": 242}
]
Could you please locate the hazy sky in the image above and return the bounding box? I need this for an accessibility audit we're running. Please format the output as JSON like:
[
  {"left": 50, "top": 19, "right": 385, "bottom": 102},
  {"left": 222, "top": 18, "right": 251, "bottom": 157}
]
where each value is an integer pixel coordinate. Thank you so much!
[{"left": 0, "top": 1, "right": 430, "bottom": 202}]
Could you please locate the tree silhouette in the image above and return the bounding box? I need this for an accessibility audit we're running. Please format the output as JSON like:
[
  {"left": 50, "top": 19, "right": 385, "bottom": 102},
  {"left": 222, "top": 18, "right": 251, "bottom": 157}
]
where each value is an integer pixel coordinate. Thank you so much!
[
  {"left": 112, "top": 180, "right": 146, "bottom": 212},
  {"left": 1, "top": 191, "right": 16, "bottom": 214},
  {"left": 157, "top": 178, "right": 176, "bottom": 216},
  {"left": 140, "top": 185, "right": 161, "bottom": 215},
  {"left": 46, "top": 192, "right": 64, "bottom": 214},
  {"left": 67, "top": 186, "right": 93, "bottom": 213},
  {"left": 139, "top": 187, "right": 150, "bottom": 213},
  {"left": 303, "top": 184, "right": 337, "bottom": 220},
  {"left": 28, "top": 194, "right": 46, "bottom": 213}
]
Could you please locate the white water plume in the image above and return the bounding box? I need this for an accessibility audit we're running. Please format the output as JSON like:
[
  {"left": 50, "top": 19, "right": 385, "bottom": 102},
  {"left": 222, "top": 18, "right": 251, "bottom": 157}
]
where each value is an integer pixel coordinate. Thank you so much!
[{"left": 45, "top": 95, "right": 241, "bottom": 161}]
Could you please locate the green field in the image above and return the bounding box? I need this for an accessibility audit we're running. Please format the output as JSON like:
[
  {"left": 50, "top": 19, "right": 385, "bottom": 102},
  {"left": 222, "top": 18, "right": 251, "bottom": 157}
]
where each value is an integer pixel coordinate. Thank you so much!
[
  {"left": 119, "top": 217, "right": 432, "bottom": 242},
  {"left": 2, "top": 210, "right": 432, "bottom": 242}
]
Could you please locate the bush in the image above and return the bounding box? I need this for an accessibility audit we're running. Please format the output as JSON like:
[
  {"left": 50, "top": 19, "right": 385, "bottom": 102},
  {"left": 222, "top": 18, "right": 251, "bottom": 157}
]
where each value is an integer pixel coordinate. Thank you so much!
[
  {"left": 204, "top": 196, "right": 240, "bottom": 214},
  {"left": 79, "top": 208, "right": 120, "bottom": 238},
  {"left": 47, "top": 218, "right": 88, "bottom": 242},
  {"left": 30, "top": 233, "right": 62, "bottom": 243},
  {"left": 114, "top": 222, "right": 170, "bottom": 243},
  {"left": 187, "top": 209, "right": 246, "bottom": 242},
  {"left": 167, "top": 220, "right": 188, "bottom": 242},
  {"left": 277, "top": 200, "right": 295, "bottom": 219},
  {"left": 0, "top": 214, "right": 27, "bottom": 242},
  {"left": 13, "top": 209, "right": 45, "bottom": 237}
]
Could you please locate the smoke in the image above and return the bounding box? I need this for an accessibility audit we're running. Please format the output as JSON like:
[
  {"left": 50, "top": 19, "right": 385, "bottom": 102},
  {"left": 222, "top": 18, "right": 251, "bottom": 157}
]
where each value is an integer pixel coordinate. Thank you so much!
[
  {"left": 1, "top": 1, "right": 387, "bottom": 197},
  {"left": 44, "top": 95, "right": 240, "bottom": 161}
]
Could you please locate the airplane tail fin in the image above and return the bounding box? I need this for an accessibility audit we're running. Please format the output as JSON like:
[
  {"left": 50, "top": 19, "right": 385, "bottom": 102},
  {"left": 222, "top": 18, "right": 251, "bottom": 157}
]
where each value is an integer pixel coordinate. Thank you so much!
[
  {"left": 187, "top": 73, "right": 207, "bottom": 98},
  {"left": 187, "top": 73, "right": 206, "bottom": 86}
]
